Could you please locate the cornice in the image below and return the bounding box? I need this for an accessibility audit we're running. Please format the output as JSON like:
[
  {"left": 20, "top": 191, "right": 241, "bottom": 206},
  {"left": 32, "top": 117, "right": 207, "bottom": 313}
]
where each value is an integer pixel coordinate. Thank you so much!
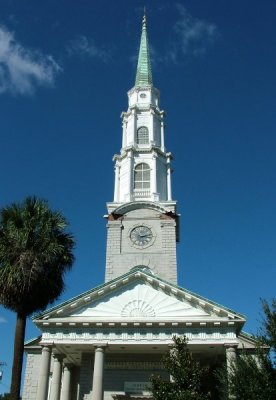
[
  {"left": 127, "top": 86, "right": 160, "bottom": 97},
  {"left": 36, "top": 319, "right": 243, "bottom": 330},
  {"left": 114, "top": 146, "right": 169, "bottom": 162},
  {"left": 38, "top": 328, "right": 240, "bottom": 347},
  {"left": 121, "top": 104, "right": 162, "bottom": 118},
  {"left": 112, "top": 201, "right": 173, "bottom": 215}
]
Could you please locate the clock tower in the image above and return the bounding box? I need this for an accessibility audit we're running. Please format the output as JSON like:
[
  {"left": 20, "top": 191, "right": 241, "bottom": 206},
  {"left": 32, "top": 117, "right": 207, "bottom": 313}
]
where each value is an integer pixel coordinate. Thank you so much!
[{"left": 105, "top": 15, "right": 179, "bottom": 284}]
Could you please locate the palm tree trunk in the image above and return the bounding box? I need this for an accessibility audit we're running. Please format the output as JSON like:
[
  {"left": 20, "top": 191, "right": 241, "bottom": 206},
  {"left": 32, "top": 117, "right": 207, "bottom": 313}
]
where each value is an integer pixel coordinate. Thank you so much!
[{"left": 10, "top": 313, "right": 26, "bottom": 400}]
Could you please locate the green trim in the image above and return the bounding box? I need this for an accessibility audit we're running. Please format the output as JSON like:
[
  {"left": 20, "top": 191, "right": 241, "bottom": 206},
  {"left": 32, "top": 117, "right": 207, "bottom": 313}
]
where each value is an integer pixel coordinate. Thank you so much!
[
  {"left": 135, "top": 15, "right": 153, "bottom": 88},
  {"left": 24, "top": 335, "right": 41, "bottom": 346},
  {"left": 239, "top": 331, "right": 259, "bottom": 343}
]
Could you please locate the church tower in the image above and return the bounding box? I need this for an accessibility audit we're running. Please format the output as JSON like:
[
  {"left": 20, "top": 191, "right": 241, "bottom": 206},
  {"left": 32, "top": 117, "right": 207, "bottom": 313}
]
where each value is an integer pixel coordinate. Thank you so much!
[{"left": 105, "top": 15, "right": 179, "bottom": 284}]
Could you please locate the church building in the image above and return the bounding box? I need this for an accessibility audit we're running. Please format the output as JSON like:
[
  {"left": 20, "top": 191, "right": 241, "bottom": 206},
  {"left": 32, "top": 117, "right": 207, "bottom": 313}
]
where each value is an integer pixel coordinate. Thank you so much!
[{"left": 22, "top": 15, "right": 256, "bottom": 400}]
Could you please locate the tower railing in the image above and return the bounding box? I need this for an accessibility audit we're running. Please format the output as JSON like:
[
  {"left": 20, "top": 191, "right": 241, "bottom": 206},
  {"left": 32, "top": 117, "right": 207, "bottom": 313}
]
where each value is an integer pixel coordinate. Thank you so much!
[{"left": 133, "top": 189, "right": 151, "bottom": 199}]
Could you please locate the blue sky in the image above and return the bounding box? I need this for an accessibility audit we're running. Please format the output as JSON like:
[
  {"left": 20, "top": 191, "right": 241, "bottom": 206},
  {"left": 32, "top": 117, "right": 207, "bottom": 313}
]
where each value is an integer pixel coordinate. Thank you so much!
[{"left": 0, "top": 0, "right": 276, "bottom": 393}]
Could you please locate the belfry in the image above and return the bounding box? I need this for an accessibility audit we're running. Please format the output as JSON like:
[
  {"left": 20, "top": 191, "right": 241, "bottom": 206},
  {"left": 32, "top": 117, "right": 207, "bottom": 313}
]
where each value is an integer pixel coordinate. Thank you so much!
[
  {"left": 22, "top": 16, "right": 256, "bottom": 400},
  {"left": 106, "top": 14, "right": 177, "bottom": 284}
]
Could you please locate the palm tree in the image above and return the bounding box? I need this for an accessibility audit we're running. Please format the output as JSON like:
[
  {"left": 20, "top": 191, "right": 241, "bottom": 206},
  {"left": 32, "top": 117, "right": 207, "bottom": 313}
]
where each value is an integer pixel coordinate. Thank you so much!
[{"left": 0, "top": 197, "right": 75, "bottom": 400}]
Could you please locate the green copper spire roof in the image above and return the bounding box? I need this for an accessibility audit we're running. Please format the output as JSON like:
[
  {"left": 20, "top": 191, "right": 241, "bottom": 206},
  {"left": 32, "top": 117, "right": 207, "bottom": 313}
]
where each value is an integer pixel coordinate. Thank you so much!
[{"left": 135, "top": 14, "right": 153, "bottom": 87}]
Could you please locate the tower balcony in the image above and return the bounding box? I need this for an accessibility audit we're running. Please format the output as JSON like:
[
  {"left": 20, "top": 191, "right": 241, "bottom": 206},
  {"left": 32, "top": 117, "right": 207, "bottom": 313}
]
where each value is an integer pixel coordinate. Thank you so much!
[
  {"left": 133, "top": 189, "right": 151, "bottom": 199},
  {"left": 133, "top": 189, "right": 159, "bottom": 201}
]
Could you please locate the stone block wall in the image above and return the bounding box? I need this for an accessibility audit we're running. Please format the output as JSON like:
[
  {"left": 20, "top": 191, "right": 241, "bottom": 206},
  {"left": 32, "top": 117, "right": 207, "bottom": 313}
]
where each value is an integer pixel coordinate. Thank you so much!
[
  {"left": 105, "top": 207, "right": 177, "bottom": 283},
  {"left": 22, "top": 350, "right": 41, "bottom": 400},
  {"left": 79, "top": 353, "right": 94, "bottom": 400}
]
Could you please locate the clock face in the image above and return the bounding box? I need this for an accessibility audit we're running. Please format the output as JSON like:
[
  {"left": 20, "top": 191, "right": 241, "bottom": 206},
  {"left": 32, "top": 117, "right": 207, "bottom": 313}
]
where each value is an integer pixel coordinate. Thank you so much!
[{"left": 130, "top": 225, "right": 153, "bottom": 247}]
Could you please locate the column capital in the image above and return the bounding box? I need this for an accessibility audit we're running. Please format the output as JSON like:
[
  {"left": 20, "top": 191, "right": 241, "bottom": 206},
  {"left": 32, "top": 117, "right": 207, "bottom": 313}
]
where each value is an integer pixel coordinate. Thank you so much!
[
  {"left": 63, "top": 363, "right": 74, "bottom": 370},
  {"left": 52, "top": 352, "right": 65, "bottom": 361},
  {"left": 93, "top": 343, "right": 108, "bottom": 350},
  {"left": 41, "top": 345, "right": 52, "bottom": 353},
  {"left": 224, "top": 343, "right": 239, "bottom": 351}
]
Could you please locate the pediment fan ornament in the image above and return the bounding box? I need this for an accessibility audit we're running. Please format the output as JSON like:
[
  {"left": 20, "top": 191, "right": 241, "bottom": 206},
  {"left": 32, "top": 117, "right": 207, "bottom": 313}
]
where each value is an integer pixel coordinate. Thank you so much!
[{"left": 121, "top": 300, "right": 155, "bottom": 317}]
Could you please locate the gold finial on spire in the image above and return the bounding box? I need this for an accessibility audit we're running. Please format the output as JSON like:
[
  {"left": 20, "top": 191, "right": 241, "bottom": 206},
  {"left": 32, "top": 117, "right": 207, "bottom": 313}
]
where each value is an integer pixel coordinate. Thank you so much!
[{"left": 142, "top": 6, "right": 146, "bottom": 26}]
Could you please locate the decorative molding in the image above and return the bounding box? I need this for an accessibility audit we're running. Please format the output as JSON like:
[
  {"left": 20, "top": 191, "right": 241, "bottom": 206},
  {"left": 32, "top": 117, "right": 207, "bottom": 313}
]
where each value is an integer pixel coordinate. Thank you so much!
[
  {"left": 41, "top": 327, "right": 237, "bottom": 344},
  {"left": 105, "top": 362, "right": 164, "bottom": 370},
  {"left": 121, "top": 300, "right": 156, "bottom": 317},
  {"left": 68, "top": 283, "right": 209, "bottom": 319},
  {"left": 113, "top": 201, "right": 173, "bottom": 216}
]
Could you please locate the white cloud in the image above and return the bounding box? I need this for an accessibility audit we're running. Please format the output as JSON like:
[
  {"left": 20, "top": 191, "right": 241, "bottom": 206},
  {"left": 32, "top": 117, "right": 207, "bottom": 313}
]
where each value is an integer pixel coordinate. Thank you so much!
[
  {"left": 133, "top": 5, "right": 219, "bottom": 67},
  {"left": 0, "top": 25, "right": 61, "bottom": 95},
  {"left": 67, "top": 35, "right": 110, "bottom": 62},
  {"left": 174, "top": 4, "right": 218, "bottom": 57}
]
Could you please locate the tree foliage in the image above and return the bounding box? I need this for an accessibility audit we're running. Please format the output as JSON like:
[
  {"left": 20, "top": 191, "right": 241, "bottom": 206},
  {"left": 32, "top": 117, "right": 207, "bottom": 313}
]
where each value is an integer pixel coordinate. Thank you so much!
[
  {"left": 0, "top": 197, "right": 75, "bottom": 400},
  {"left": 216, "top": 299, "right": 276, "bottom": 400},
  {"left": 150, "top": 336, "right": 210, "bottom": 400},
  {"left": 261, "top": 298, "right": 276, "bottom": 358},
  {"left": 216, "top": 350, "right": 276, "bottom": 400},
  {"left": 0, "top": 197, "right": 75, "bottom": 315},
  {"left": 0, "top": 394, "right": 12, "bottom": 400}
]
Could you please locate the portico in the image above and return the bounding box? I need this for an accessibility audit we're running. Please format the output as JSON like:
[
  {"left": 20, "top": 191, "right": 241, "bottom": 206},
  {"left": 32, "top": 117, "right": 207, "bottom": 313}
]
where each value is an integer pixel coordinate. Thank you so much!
[
  {"left": 33, "top": 343, "right": 235, "bottom": 400},
  {"left": 29, "top": 331, "right": 247, "bottom": 400},
  {"left": 24, "top": 266, "right": 254, "bottom": 400}
]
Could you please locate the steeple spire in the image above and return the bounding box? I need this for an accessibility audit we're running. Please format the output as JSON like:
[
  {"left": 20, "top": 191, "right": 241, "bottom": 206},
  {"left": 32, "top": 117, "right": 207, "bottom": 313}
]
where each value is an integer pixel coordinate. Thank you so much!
[{"left": 135, "top": 13, "right": 153, "bottom": 87}]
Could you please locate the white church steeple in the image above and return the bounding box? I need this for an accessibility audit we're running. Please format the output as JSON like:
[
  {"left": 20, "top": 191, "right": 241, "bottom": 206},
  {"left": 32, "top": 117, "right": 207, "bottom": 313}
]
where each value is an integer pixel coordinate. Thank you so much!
[
  {"left": 106, "top": 16, "right": 178, "bottom": 284},
  {"left": 112, "top": 15, "right": 173, "bottom": 204}
]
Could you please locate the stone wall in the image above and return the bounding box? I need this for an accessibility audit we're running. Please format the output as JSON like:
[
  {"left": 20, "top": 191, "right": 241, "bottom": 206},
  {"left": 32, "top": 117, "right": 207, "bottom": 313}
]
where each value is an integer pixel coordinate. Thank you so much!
[
  {"left": 105, "top": 207, "right": 177, "bottom": 283},
  {"left": 22, "top": 350, "right": 41, "bottom": 400}
]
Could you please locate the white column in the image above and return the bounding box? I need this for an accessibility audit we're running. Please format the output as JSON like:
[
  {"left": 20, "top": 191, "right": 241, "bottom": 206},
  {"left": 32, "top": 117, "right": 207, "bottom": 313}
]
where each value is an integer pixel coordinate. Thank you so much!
[
  {"left": 168, "top": 345, "right": 174, "bottom": 383},
  {"left": 160, "top": 118, "right": 165, "bottom": 152},
  {"left": 151, "top": 110, "right": 155, "bottom": 144},
  {"left": 151, "top": 152, "right": 157, "bottom": 200},
  {"left": 114, "top": 163, "right": 120, "bottom": 202},
  {"left": 167, "top": 157, "right": 172, "bottom": 201},
  {"left": 127, "top": 150, "right": 133, "bottom": 201},
  {"left": 36, "top": 346, "right": 52, "bottom": 400},
  {"left": 50, "top": 354, "right": 64, "bottom": 400},
  {"left": 132, "top": 109, "right": 137, "bottom": 145},
  {"left": 225, "top": 344, "right": 238, "bottom": 399},
  {"left": 92, "top": 346, "right": 106, "bottom": 400},
  {"left": 60, "top": 364, "right": 73, "bottom": 400},
  {"left": 122, "top": 119, "right": 127, "bottom": 148},
  {"left": 225, "top": 345, "right": 237, "bottom": 375}
]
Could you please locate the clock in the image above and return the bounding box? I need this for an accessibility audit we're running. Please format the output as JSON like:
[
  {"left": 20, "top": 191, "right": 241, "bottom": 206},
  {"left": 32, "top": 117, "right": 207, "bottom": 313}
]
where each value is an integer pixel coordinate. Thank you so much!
[{"left": 130, "top": 225, "right": 153, "bottom": 247}]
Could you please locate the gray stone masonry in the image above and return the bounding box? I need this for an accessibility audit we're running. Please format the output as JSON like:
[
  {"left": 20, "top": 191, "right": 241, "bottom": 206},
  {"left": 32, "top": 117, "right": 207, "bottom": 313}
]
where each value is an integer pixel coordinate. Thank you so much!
[
  {"left": 22, "top": 350, "right": 41, "bottom": 400},
  {"left": 105, "top": 207, "right": 177, "bottom": 283},
  {"left": 79, "top": 353, "right": 94, "bottom": 400}
]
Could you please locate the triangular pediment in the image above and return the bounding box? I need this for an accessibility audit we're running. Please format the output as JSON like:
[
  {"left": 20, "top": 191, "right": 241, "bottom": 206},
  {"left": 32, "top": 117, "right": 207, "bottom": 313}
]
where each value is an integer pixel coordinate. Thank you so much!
[
  {"left": 68, "top": 281, "right": 210, "bottom": 320},
  {"left": 34, "top": 267, "right": 245, "bottom": 328}
]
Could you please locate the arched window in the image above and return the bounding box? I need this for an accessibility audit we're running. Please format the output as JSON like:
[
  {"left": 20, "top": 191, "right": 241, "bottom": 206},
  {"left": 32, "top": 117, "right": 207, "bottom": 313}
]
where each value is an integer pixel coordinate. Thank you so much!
[
  {"left": 137, "top": 126, "right": 149, "bottom": 145},
  {"left": 134, "top": 163, "right": 150, "bottom": 189}
]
